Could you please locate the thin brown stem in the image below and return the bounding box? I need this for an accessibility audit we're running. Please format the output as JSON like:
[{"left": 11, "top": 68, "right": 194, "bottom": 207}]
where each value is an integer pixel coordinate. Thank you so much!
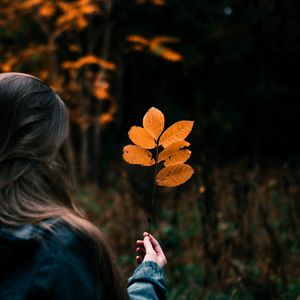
[{"left": 148, "top": 145, "right": 159, "bottom": 234}]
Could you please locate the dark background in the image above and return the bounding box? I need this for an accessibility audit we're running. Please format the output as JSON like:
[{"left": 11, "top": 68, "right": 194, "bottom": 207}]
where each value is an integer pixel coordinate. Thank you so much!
[
  {"left": 119, "top": 0, "right": 300, "bottom": 162},
  {"left": 1, "top": 0, "right": 300, "bottom": 298}
]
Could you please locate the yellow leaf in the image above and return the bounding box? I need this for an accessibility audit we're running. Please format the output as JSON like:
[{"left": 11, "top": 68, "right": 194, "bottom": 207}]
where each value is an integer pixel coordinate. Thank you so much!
[
  {"left": 156, "top": 164, "right": 194, "bottom": 187},
  {"left": 128, "top": 126, "right": 156, "bottom": 149},
  {"left": 159, "top": 120, "right": 194, "bottom": 148},
  {"left": 163, "top": 149, "right": 191, "bottom": 166},
  {"left": 123, "top": 145, "right": 155, "bottom": 166},
  {"left": 158, "top": 140, "right": 190, "bottom": 162},
  {"left": 143, "top": 107, "right": 165, "bottom": 140}
]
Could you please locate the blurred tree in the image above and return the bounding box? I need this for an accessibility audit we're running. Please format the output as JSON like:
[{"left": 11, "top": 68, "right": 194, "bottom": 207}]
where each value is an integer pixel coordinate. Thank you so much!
[
  {"left": 0, "top": 0, "right": 299, "bottom": 183},
  {"left": 0, "top": 0, "right": 182, "bottom": 184}
]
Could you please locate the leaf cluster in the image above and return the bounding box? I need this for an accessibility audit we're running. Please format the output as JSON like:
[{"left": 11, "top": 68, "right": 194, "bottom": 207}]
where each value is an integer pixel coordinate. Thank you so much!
[{"left": 123, "top": 107, "right": 194, "bottom": 187}]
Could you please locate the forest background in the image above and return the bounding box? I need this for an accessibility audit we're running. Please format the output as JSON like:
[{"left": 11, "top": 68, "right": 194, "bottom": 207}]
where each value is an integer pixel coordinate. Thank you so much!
[{"left": 0, "top": 0, "right": 300, "bottom": 298}]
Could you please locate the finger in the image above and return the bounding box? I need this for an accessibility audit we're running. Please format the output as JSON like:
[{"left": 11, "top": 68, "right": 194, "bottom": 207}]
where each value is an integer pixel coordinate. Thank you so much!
[
  {"left": 136, "top": 247, "right": 146, "bottom": 254},
  {"left": 149, "top": 234, "right": 163, "bottom": 253},
  {"left": 136, "top": 253, "right": 144, "bottom": 260},
  {"left": 136, "top": 240, "right": 144, "bottom": 246},
  {"left": 143, "top": 232, "right": 149, "bottom": 238},
  {"left": 136, "top": 256, "right": 143, "bottom": 265},
  {"left": 143, "top": 235, "right": 154, "bottom": 253},
  {"left": 136, "top": 243, "right": 145, "bottom": 252}
]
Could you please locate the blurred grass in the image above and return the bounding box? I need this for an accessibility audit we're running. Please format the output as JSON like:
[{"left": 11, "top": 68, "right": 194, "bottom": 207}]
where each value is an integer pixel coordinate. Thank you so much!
[{"left": 78, "top": 162, "right": 300, "bottom": 299}]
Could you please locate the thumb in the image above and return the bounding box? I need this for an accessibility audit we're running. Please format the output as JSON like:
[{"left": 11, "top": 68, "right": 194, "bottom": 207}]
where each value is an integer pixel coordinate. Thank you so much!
[{"left": 143, "top": 236, "right": 154, "bottom": 252}]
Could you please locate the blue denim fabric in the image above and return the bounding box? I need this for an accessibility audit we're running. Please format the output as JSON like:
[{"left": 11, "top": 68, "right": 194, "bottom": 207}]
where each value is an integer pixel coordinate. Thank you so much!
[
  {"left": 0, "top": 221, "right": 100, "bottom": 300},
  {"left": 0, "top": 221, "right": 166, "bottom": 300},
  {"left": 128, "top": 261, "right": 166, "bottom": 300}
]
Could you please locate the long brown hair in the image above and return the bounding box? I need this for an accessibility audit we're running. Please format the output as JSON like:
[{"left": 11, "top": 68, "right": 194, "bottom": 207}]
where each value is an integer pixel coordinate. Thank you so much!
[{"left": 0, "top": 72, "right": 128, "bottom": 300}]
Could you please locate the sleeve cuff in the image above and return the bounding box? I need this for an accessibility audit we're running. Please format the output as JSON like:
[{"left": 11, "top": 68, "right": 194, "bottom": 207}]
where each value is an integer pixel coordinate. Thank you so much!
[
  {"left": 127, "top": 261, "right": 166, "bottom": 299},
  {"left": 132, "top": 261, "right": 164, "bottom": 277}
]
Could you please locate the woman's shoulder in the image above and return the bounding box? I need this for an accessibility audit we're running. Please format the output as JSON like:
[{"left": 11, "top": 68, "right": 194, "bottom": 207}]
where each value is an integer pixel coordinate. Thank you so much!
[
  {"left": 0, "top": 219, "right": 101, "bottom": 299},
  {"left": 0, "top": 218, "right": 72, "bottom": 241},
  {"left": 0, "top": 218, "right": 90, "bottom": 260}
]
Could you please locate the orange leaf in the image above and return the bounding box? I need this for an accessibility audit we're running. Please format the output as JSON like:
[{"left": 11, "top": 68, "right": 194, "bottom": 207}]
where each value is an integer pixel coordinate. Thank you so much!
[
  {"left": 123, "top": 145, "right": 155, "bottom": 166},
  {"left": 159, "top": 121, "right": 194, "bottom": 148},
  {"left": 158, "top": 140, "right": 190, "bottom": 162},
  {"left": 156, "top": 164, "right": 194, "bottom": 187},
  {"left": 163, "top": 149, "right": 191, "bottom": 166},
  {"left": 128, "top": 126, "right": 156, "bottom": 149},
  {"left": 99, "top": 113, "right": 114, "bottom": 125},
  {"left": 160, "top": 48, "right": 183, "bottom": 62},
  {"left": 39, "top": 3, "right": 56, "bottom": 18},
  {"left": 143, "top": 107, "right": 165, "bottom": 141},
  {"left": 62, "top": 55, "right": 116, "bottom": 71},
  {"left": 126, "top": 35, "right": 149, "bottom": 46}
]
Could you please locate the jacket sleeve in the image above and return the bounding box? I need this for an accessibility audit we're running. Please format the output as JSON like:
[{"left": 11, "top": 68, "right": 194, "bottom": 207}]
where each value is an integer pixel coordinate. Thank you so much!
[{"left": 127, "top": 261, "right": 167, "bottom": 300}]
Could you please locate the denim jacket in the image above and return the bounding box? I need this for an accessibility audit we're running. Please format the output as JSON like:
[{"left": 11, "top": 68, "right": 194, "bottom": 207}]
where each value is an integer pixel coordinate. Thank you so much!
[
  {"left": 128, "top": 261, "right": 166, "bottom": 300},
  {"left": 0, "top": 220, "right": 166, "bottom": 300}
]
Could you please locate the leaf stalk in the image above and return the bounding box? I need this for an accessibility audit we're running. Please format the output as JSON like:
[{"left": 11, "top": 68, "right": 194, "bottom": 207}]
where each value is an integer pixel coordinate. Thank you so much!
[{"left": 148, "top": 144, "right": 159, "bottom": 234}]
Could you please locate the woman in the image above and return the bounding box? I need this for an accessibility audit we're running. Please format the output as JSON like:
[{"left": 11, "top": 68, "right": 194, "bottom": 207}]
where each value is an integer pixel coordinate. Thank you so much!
[{"left": 0, "top": 73, "right": 167, "bottom": 300}]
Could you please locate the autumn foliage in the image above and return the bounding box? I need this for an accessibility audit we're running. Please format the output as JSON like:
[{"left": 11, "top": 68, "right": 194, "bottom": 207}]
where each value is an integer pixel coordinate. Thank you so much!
[
  {"left": 126, "top": 35, "right": 183, "bottom": 62},
  {"left": 123, "top": 107, "right": 194, "bottom": 187},
  {"left": 0, "top": 0, "right": 183, "bottom": 184}
]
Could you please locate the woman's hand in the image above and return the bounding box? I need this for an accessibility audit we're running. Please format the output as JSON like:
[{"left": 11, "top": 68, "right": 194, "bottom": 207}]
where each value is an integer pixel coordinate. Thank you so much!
[{"left": 135, "top": 232, "right": 167, "bottom": 268}]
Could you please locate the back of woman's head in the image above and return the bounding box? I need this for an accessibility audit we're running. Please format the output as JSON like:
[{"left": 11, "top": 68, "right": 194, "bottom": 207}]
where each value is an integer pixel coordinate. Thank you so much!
[
  {"left": 0, "top": 73, "right": 128, "bottom": 300},
  {"left": 0, "top": 72, "right": 74, "bottom": 220},
  {"left": 0, "top": 72, "right": 68, "bottom": 165}
]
